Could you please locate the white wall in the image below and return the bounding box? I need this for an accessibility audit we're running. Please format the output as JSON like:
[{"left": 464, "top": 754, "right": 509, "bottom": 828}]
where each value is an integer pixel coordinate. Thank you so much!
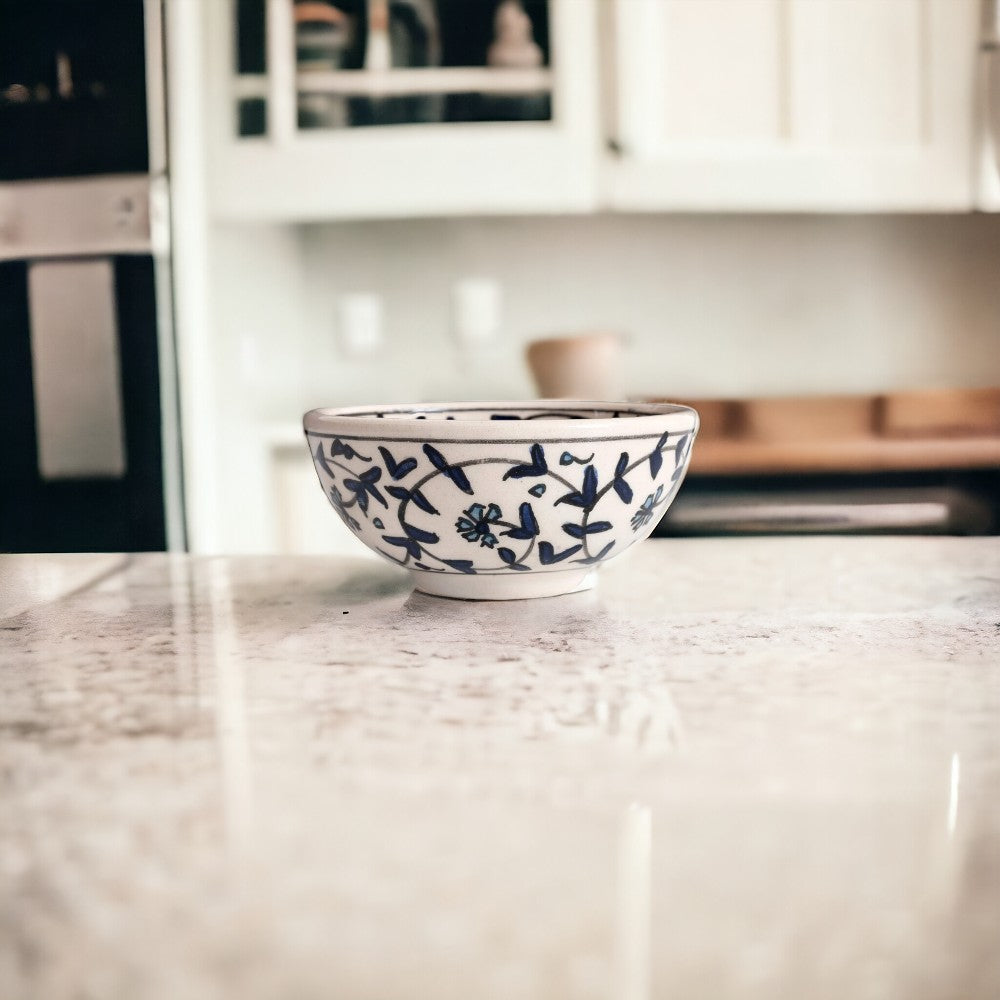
[{"left": 273, "top": 213, "right": 1000, "bottom": 410}]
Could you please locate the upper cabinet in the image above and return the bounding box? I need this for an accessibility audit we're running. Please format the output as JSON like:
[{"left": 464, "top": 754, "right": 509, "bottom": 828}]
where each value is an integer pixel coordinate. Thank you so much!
[
  {"left": 184, "top": 0, "right": 993, "bottom": 220},
  {"left": 607, "top": 0, "right": 982, "bottom": 211},
  {"left": 205, "top": 0, "right": 599, "bottom": 220}
]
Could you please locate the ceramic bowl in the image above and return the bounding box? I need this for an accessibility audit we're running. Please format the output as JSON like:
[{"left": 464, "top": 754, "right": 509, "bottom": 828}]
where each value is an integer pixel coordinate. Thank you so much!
[{"left": 303, "top": 401, "right": 699, "bottom": 600}]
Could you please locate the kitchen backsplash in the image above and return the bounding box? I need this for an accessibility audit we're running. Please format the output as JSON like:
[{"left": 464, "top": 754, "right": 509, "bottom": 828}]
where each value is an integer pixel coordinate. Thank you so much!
[{"left": 212, "top": 213, "right": 1000, "bottom": 418}]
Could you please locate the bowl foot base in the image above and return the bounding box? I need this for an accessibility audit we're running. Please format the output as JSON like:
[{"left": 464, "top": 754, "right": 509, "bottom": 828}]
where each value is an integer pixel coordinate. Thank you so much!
[{"left": 409, "top": 568, "right": 597, "bottom": 601}]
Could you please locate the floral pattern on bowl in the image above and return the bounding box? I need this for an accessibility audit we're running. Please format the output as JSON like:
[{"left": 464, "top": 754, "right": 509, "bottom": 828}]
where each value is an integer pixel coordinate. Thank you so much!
[{"left": 304, "top": 402, "right": 698, "bottom": 600}]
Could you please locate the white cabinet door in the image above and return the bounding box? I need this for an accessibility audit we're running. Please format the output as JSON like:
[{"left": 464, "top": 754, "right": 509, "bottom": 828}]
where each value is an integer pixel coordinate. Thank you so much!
[
  {"left": 608, "top": 0, "right": 980, "bottom": 211},
  {"left": 202, "top": 0, "right": 599, "bottom": 221}
]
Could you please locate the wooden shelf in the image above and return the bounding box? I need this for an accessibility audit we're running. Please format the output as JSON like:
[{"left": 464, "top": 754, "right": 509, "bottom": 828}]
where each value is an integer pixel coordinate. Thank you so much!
[
  {"left": 690, "top": 435, "right": 1000, "bottom": 476},
  {"left": 649, "top": 389, "right": 1000, "bottom": 476}
]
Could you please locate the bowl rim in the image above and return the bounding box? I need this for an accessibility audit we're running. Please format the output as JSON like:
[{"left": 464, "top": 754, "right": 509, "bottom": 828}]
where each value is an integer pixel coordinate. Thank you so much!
[{"left": 303, "top": 400, "right": 699, "bottom": 443}]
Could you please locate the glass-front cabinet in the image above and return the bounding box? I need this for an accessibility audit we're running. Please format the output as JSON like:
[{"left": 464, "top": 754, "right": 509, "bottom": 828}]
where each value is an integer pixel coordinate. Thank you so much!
[{"left": 208, "top": 0, "right": 598, "bottom": 220}]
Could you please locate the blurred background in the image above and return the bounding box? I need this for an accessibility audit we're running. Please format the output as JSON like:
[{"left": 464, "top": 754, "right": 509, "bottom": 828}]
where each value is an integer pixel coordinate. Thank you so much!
[{"left": 1, "top": 0, "right": 998, "bottom": 555}]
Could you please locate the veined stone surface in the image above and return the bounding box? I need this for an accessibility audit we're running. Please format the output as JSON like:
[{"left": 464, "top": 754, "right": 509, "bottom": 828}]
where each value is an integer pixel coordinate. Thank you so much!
[{"left": 1, "top": 538, "right": 998, "bottom": 1000}]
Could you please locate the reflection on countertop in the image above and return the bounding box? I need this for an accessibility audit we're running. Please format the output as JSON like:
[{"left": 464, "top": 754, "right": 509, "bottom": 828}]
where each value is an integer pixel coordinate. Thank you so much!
[{"left": 1, "top": 538, "right": 998, "bottom": 1000}]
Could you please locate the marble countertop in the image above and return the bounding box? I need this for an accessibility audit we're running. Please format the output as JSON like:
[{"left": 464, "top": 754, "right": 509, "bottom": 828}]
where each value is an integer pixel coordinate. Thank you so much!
[{"left": 1, "top": 538, "right": 998, "bottom": 1000}]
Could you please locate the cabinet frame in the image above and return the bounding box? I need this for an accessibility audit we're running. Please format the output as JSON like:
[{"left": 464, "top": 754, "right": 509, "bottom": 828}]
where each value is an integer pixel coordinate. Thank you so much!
[{"left": 206, "top": 0, "right": 600, "bottom": 221}]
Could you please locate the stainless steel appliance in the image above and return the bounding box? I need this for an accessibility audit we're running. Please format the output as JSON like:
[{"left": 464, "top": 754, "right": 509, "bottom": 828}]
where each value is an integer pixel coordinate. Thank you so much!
[{"left": 0, "top": 0, "right": 182, "bottom": 552}]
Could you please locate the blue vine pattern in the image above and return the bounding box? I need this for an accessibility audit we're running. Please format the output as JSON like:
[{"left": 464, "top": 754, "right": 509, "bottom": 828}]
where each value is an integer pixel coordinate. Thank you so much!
[{"left": 309, "top": 427, "right": 693, "bottom": 576}]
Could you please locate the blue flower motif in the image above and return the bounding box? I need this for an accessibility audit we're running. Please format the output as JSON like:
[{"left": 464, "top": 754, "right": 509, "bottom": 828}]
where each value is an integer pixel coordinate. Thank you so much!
[
  {"left": 631, "top": 486, "right": 665, "bottom": 531},
  {"left": 456, "top": 502, "right": 503, "bottom": 548}
]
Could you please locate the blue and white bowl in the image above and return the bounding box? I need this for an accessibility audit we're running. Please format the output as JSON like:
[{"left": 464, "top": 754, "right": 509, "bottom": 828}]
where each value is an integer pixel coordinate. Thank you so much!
[{"left": 304, "top": 401, "right": 699, "bottom": 600}]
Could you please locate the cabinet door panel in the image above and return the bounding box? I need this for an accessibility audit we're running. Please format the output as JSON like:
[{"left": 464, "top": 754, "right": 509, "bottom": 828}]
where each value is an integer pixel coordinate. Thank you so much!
[
  {"left": 658, "top": 0, "right": 784, "bottom": 144},
  {"left": 825, "top": 0, "right": 923, "bottom": 146},
  {"left": 610, "top": 0, "right": 979, "bottom": 210}
]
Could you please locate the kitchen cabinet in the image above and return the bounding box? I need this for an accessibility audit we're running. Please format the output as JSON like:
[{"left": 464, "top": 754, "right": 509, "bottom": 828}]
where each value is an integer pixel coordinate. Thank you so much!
[
  {"left": 182, "top": 0, "right": 989, "bottom": 221},
  {"left": 203, "top": 0, "right": 599, "bottom": 221},
  {"left": 608, "top": 0, "right": 982, "bottom": 212}
]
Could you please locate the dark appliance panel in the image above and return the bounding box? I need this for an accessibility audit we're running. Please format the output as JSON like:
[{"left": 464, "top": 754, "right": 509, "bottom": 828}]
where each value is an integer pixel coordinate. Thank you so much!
[
  {"left": 0, "top": 0, "right": 178, "bottom": 554},
  {"left": 0, "top": 0, "right": 149, "bottom": 180},
  {"left": 0, "top": 256, "right": 166, "bottom": 552}
]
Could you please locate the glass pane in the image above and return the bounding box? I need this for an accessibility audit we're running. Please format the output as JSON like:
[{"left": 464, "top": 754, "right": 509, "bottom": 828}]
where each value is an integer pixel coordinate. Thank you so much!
[
  {"left": 236, "top": 0, "right": 267, "bottom": 74},
  {"left": 437, "top": 0, "right": 550, "bottom": 70},
  {"left": 294, "top": 0, "right": 553, "bottom": 130},
  {"left": 295, "top": 0, "right": 364, "bottom": 73},
  {"left": 238, "top": 96, "right": 267, "bottom": 135},
  {"left": 443, "top": 89, "right": 550, "bottom": 124}
]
